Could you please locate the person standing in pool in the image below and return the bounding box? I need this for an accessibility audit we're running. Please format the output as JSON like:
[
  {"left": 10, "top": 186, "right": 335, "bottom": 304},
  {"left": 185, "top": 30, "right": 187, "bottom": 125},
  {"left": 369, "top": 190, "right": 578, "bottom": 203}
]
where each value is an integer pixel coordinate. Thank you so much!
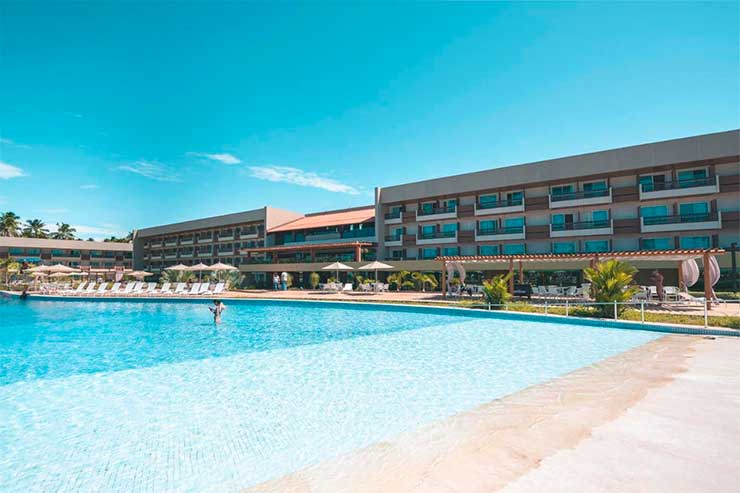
[{"left": 209, "top": 300, "right": 226, "bottom": 323}]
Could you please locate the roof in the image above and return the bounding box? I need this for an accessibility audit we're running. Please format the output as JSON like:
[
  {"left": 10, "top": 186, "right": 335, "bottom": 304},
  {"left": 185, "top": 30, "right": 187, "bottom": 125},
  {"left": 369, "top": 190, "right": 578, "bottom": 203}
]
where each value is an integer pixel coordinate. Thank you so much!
[
  {"left": 268, "top": 206, "right": 375, "bottom": 233},
  {"left": 0, "top": 236, "right": 133, "bottom": 251},
  {"left": 436, "top": 248, "right": 726, "bottom": 263},
  {"left": 135, "top": 207, "right": 268, "bottom": 237},
  {"left": 242, "top": 241, "right": 373, "bottom": 253},
  {"left": 379, "top": 129, "right": 740, "bottom": 203}
]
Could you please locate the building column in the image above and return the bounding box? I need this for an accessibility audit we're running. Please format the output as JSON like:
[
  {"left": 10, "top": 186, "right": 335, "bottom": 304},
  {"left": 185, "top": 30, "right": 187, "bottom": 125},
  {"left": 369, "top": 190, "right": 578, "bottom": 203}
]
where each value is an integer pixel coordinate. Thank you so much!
[
  {"left": 308, "top": 249, "right": 314, "bottom": 262},
  {"left": 677, "top": 260, "right": 684, "bottom": 291},
  {"left": 441, "top": 260, "right": 447, "bottom": 298},
  {"left": 518, "top": 261, "right": 524, "bottom": 284},
  {"left": 355, "top": 244, "right": 362, "bottom": 262},
  {"left": 508, "top": 258, "right": 514, "bottom": 294},
  {"left": 703, "top": 251, "right": 712, "bottom": 311}
]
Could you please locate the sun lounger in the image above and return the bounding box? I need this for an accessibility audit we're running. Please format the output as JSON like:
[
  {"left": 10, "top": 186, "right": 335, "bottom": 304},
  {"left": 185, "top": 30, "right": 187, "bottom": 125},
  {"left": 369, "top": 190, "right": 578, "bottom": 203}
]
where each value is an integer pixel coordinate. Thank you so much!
[
  {"left": 173, "top": 282, "right": 187, "bottom": 295},
  {"left": 120, "top": 282, "right": 135, "bottom": 295},
  {"left": 158, "top": 282, "right": 172, "bottom": 295},
  {"left": 144, "top": 282, "right": 157, "bottom": 294},
  {"left": 342, "top": 283, "right": 353, "bottom": 292},
  {"left": 95, "top": 283, "right": 108, "bottom": 295},
  {"left": 67, "top": 282, "right": 87, "bottom": 295},
  {"left": 188, "top": 283, "right": 201, "bottom": 295},
  {"left": 212, "top": 282, "right": 225, "bottom": 295},
  {"left": 198, "top": 283, "right": 210, "bottom": 295},
  {"left": 131, "top": 282, "right": 144, "bottom": 295},
  {"left": 107, "top": 282, "right": 121, "bottom": 294},
  {"left": 84, "top": 282, "right": 97, "bottom": 294}
]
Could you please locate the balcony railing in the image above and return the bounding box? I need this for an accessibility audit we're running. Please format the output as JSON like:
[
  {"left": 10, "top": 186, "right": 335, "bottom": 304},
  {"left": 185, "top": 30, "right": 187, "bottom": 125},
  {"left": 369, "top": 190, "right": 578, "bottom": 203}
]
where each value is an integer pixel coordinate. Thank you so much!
[
  {"left": 477, "top": 226, "right": 524, "bottom": 236},
  {"left": 476, "top": 198, "right": 523, "bottom": 210},
  {"left": 196, "top": 236, "right": 213, "bottom": 243},
  {"left": 385, "top": 211, "right": 402, "bottom": 220},
  {"left": 550, "top": 189, "right": 610, "bottom": 202},
  {"left": 640, "top": 176, "right": 714, "bottom": 193},
  {"left": 385, "top": 234, "right": 402, "bottom": 242},
  {"left": 418, "top": 230, "right": 457, "bottom": 240},
  {"left": 417, "top": 206, "right": 456, "bottom": 217},
  {"left": 642, "top": 212, "right": 718, "bottom": 226},
  {"left": 551, "top": 220, "right": 610, "bottom": 231},
  {"left": 341, "top": 229, "right": 375, "bottom": 239}
]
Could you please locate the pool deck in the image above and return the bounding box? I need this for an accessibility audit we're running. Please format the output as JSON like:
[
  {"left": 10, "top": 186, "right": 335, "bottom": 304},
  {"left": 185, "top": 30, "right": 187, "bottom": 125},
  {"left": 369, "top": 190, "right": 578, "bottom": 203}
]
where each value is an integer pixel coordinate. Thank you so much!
[{"left": 245, "top": 335, "right": 740, "bottom": 493}]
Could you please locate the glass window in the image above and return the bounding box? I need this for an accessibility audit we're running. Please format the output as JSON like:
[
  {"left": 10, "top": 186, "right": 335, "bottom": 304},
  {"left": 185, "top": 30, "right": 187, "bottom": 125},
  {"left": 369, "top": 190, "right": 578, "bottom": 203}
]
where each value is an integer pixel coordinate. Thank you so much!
[
  {"left": 679, "top": 236, "right": 710, "bottom": 249},
  {"left": 640, "top": 205, "right": 669, "bottom": 218},
  {"left": 679, "top": 202, "right": 709, "bottom": 216},
  {"left": 422, "top": 248, "right": 438, "bottom": 259},
  {"left": 421, "top": 202, "right": 435, "bottom": 213},
  {"left": 9, "top": 248, "right": 23, "bottom": 255},
  {"left": 640, "top": 174, "right": 666, "bottom": 191},
  {"left": 479, "top": 245, "right": 499, "bottom": 255},
  {"left": 421, "top": 225, "right": 436, "bottom": 235},
  {"left": 479, "top": 194, "right": 498, "bottom": 205},
  {"left": 442, "top": 247, "right": 459, "bottom": 256},
  {"left": 504, "top": 217, "right": 524, "bottom": 228},
  {"left": 506, "top": 191, "right": 524, "bottom": 203},
  {"left": 551, "top": 184, "right": 574, "bottom": 196},
  {"left": 641, "top": 237, "right": 673, "bottom": 250},
  {"left": 441, "top": 223, "right": 458, "bottom": 233},
  {"left": 393, "top": 227, "right": 404, "bottom": 237},
  {"left": 503, "top": 243, "right": 526, "bottom": 255},
  {"left": 584, "top": 240, "right": 610, "bottom": 253},
  {"left": 678, "top": 168, "right": 707, "bottom": 183},
  {"left": 551, "top": 213, "right": 566, "bottom": 225},
  {"left": 552, "top": 242, "right": 576, "bottom": 254},
  {"left": 590, "top": 210, "right": 609, "bottom": 223},
  {"left": 583, "top": 181, "right": 607, "bottom": 196},
  {"left": 479, "top": 220, "right": 496, "bottom": 232}
]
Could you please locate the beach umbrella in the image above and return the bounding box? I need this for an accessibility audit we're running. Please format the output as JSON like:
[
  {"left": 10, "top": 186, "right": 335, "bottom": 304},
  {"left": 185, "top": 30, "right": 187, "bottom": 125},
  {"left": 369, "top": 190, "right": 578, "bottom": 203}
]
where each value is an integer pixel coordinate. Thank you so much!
[
  {"left": 322, "top": 261, "right": 353, "bottom": 283},
  {"left": 205, "top": 262, "right": 238, "bottom": 271},
  {"left": 165, "top": 264, "right": 190, "bottom": 271},
  {"left": 46, "top": 264, "right": 79, "bottom": 274},
  {"left": 187, "top": 262, "right": 210, "bottom": 282},
  {"left": 358, "top": 261, "right": 393, "bottom": 291},
  {"left": 128, "top": 270, "right": 153, "bottom": 280}
]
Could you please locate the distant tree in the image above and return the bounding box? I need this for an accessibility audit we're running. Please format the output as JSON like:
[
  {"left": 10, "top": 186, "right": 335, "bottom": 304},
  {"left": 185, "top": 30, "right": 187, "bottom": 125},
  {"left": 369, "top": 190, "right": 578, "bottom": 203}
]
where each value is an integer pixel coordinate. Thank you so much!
[
  {"left": 22, "top": 219, "right": 49, "bottom": 238},
  {"left": 51, "top": 223, "right": 77, "bottom": 240},
  {"left": 0, "top": 212, "right": 22, "bottom": 237}
]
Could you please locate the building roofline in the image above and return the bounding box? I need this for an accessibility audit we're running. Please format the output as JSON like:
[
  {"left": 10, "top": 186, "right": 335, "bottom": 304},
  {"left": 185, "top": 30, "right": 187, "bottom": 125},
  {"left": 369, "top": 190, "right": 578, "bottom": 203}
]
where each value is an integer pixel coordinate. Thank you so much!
[{"left": 0, "top": 236, "right": 133, "bottom": 251}]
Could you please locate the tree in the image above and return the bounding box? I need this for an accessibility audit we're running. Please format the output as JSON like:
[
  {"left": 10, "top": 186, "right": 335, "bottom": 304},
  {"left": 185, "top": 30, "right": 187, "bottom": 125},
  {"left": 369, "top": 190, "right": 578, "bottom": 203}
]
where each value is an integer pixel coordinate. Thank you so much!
[
  {"left": 481, "top": 273, "right": 513, "bottom": 307},
  {"left": 583, "top": 259, "right": 640, "bottom": 317},
  {"left": 52, "top": 223, "right": 77, "bottom": 240},
  {"left": 0, "top": 258, "right": 21, "bottom": 284},
  {"left": 411, "top": 272, "right": 438, "bottom": 292},
  {"left": 309, "top": 272, "right": 320, "bottom": 290},
  {"left": 0, "top": 212, "right": 21, "bottom": 237},
  {"left": 22, "top": 219, "right": 49, "bottom": 238},
  {"left": 387, "top": 270, "right": 411, "bottom": 291}
]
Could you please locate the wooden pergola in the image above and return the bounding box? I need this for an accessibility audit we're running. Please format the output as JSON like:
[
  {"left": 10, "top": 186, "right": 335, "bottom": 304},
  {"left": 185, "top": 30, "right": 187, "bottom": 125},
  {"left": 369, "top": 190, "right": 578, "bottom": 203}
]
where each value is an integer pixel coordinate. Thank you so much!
[{"left": 437, "top": 248, "right": 725, "bottom": 309}]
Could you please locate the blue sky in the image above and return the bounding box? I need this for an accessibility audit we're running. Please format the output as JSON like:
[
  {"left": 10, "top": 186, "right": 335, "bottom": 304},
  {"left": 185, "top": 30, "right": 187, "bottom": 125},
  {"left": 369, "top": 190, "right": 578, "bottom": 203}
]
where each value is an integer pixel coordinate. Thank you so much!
[{"left": 1, "top": 2, "right": 738, "bottom": 239}]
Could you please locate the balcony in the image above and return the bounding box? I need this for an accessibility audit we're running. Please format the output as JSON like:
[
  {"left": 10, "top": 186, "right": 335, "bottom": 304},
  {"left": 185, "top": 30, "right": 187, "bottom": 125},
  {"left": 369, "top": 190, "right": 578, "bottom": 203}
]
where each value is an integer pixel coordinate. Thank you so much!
[
  {"left": 550, "top": 219, "right": 613, "bottom": 238},
  {"left": 640, "top": 212, "right": 721, "bottom": 233},
  {"left": 179, "top": 237, "right": 194, "bottom": 245},
  {"left": 240, "top": 229, "right": 260, "bottom": 239},
  {"left": 416, "top": 205, "right": 457, "bottom": 222},
  {"left": 197, "top": 250, "right": 212, "bottom": 257},
  {"left": 384, "top": 211, "right": 403, "bottom": 225},
  {"left": 475, "top": 225, "right": 526, "bottom": 241},
  {"left": 196, "top": 236, "right": 213, "bottom": 243},
  {"left": 416, "top": 230, "right": 458, "bottom": 245},
  {"left": 218, "top": 250, "right": 234, "bottom": 256},
  {"left": 341, "top": 229, "right": 375, "bottom": 240},
  {"left": 164, "top": 239, "right": 178, "bottom": 247},
  {"left": 474, "top": 198, "right": 525, "bottom": 216},
  {"left": 639, "top": 176, "right": 720, "bottom": 200},
  {"left": 164, "top": 252, "right": 178, "bottom": 259},
  {"left": 217, "top": 233, "right": 234, "bottom": 241},
  {"left": 549, "top": 188, "right": 612, "bottom": 209},
  {"left": 384, "top": 234, "right": 403, "bottom": 247},
  {"left": 179, "top": 251, "right": 194, "bottom": 258}
]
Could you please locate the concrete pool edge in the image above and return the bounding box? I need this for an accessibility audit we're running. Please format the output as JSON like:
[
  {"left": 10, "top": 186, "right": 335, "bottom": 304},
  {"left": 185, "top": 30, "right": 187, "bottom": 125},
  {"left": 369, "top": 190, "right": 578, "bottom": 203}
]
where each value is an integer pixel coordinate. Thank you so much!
[
  {"left": 3, "top": 290, "right": 738, "bottom": 337},
  {"left": 244, "top": 334, "right": 701, "bottom": 493}
]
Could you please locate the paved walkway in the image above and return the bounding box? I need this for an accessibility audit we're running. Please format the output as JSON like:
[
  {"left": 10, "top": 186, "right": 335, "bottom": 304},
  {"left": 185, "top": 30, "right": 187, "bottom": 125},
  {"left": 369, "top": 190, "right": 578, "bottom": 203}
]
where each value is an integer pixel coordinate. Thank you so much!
[{"left": 246, "top": 335, "right": 740, "bottom": 493}]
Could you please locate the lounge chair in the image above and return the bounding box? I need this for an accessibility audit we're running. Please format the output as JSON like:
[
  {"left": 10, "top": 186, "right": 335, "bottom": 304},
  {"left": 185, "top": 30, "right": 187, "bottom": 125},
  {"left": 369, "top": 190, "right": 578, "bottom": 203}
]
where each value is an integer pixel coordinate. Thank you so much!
[
  {"left": 107, "top": 282, "right": 121, "bottom": 294},
  {"left": 131, "top": 282, "right": 145, "bottom": 295},
  {"left": 144, "top": 282, "right": 157, "bottom": 294},
  {"left": 158, "top": 282, "right": 172, "bottom": 295},
  {"left": 121, "top": 282, "right": 135, "bottom": 295},
  {"left": 208, "top": 282, "right": 225, "bottom": 295},
  {"left": 67, "top": 282, "right": 87, "bottom": 295},
  {"left": 95, "top": 283, "right": 109, "bottom": 295},
  {"left": 173, "top": 282, "right": 187, "bottom": 295},
  {"left": 188, "top": 283, "right": 201, "bottom": 295},
  {"left": 342, "top": 283, "right": 353, "bottom": 293},
  {"left": 198, "top": 283, "right": 211, "bottom": 295},
  {"left": 84, "top": 282, "right": 97, "bottom": 294}
]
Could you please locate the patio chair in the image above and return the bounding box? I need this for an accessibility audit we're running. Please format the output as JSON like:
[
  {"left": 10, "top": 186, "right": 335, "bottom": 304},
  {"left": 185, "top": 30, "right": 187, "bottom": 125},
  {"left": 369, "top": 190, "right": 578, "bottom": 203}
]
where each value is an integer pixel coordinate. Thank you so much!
[
  {"left": 107, "top": 282, "right": 121, "bottom": 294},
  {"left": 84, "top": 282, "right": 97, "bottom": 294},
  {"left": 120, "top": 282, "right": 135, "bottom": 295},
  {"left": 158, "top": 282, "right": 172, "bottom": 295},
  {"left": 341, "top": 283, "right": 353, "bottom": 293},
  {"left": 130, "top": 282, "right": 145, "bottom": 295},
  {"left": 67, "top": 282, "right": 87, "bottom": 295},
  {"left": 188, "top": 283, "right": 201, "bottom": 295},
  {"left": 663, "top": 286, "right": 680, "bottom": 302},
  {"left": 94, "top": 283, "right": 109, "bottom": 295},
  {"left": 211, "top": 282, "right": 225, "bottom": 295},
  {"left": 564, "top": 286, "right": 577, "bottom": 297},
  {"left": 546, "top": 285, "right": 561, "bottom": 297},
  {"left": 173, "top": 282, "right": 187, "bottom": 295},
  {"left": 198, "top": 283, "right": 210, "bottom": 295}
]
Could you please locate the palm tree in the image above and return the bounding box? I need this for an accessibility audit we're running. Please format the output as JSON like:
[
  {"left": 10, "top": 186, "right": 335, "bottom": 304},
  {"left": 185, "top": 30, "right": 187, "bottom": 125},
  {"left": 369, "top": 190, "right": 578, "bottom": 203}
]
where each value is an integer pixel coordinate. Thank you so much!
[
  {"left": 22, "top": 219, "right": 49, "bottom": 238},
  {"left": 0, "top": 212, "right": 21, "bottom": 237},
  {"left": 52, "top": 223, "right": 77, "bottom": 240},
  {"left": 411, "top": 272, "right": 438, "bottom": 292},
  {"left": 481, "top": 273, "right": 513, "bottom": 307},
  {"left": 387, "top": 270, "right": 411, "bottom": 291},
  {"left": 583, "top": 259, "right": 640, "bottom": 317}
]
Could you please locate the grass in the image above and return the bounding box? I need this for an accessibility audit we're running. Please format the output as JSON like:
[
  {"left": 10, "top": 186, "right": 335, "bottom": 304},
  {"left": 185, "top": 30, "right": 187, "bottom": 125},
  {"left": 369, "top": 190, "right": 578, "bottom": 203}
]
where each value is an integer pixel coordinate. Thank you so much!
[{"left": 465, "top": 301, "right": 740, "bottom": 330}]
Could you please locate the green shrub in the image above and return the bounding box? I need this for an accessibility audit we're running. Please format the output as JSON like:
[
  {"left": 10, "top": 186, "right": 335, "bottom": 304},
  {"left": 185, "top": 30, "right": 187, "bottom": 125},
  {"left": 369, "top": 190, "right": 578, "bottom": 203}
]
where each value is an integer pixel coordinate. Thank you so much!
[
  {"left": 583, "top": 259, "right": 639, "bottom": 316},
  {"left": 481, "top": 273, "right": 512, "bottom": 307},
  {"left": 309, "top": 272, "right": 320, "bottom": 290}
]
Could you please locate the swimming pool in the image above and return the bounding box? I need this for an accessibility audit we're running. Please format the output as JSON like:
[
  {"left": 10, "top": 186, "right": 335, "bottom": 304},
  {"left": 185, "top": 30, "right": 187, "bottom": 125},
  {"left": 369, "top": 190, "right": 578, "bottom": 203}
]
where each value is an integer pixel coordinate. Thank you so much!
[{"left": 0, "top": 297, "right": 663, "bottom": 492}]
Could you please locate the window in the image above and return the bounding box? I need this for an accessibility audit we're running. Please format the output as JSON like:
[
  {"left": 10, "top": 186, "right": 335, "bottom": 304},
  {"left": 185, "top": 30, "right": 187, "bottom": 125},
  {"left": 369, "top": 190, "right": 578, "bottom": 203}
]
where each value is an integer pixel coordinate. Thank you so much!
[
  {"left": 639, "top": 174, "right": 666, "bottom": 191},
  {"left": 590, "top": 210, "right": 609, "bottom": 222},
  {"left": 640, "top": 205, "right": 668, "bottom": 218},
  {"left": 391, "top": 250, "right": 405, "bottom": 259},
  {"left": 421, "top": 202, "right": 435, "bottom": 213},
  {"left": 479, "top": 220, "right": 496, "bottom": 233},
  {"left": 393, "top": 227, "right": 404, "bottom": 238},
  {"left": 551, "top": 184, "right": 574, "bottom": 196},
  {"left": 504, "top": 217, "right": 525, "bottom": 228},
  {"left": 9, "top": 248, "right": 23, "bottom": 255},
  {"left": 641, "top": 237, "right": 673, "bottom": 250},
  {"left": 584, "top": 240, "right": 610, "bottom": 253},
  {"left": 442, "top": 247, "right": 459, "bottom": 256},
  {"left": 479, "top": 245, "right": 499, "bottom": 255},
  {"left": 679, "top": 202, "right": 709, "bottom": 216},
  {"left": 552, "top": 242, "right": 576, "bottom": 254},
  {"left": 678, "top": 168, "right": 707, "bottom": 185},
  {"left": 441, "top": 223, "right": 458, "bottom": 233},
  {"left": 479, "top": 194, "right": 498, "bottom": 205},
  {"left": 421, "top": 248, "right": 438, "bottom": 259},
  {"left": 506, "top": 191, "right": 524, "bottom": 203},
  {"left": 503, "top": 243, "right": 526, "bottom": 255},
  {"left": 679, "top": 236, "right": 710, "bottom": 249},
  {"left": 583, "top": 181, "right": 607, "bottom": 197},
  {"left": 421, "top": 225, "right": 436, "bottom": 235},
  {"left": 27, "top": 249, "right": 41, "bottom": 255}
]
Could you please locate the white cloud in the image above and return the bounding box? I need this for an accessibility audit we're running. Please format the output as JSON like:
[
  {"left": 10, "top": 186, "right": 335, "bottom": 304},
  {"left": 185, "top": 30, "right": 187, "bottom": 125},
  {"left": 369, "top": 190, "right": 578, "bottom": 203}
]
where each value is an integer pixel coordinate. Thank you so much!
[
  {"left": 79, "top": 184, "right": 100, "bottom": 190},
  {"left": 0, "top": 161, "right": 25, "bottom": 179},
  {"left": 188, "top": 152, "right": 241, "bottom": 165},
  {"left": 117, "top": 160, "right": 179, "bottom": 182},
  {"left": 0, "top": 138, "right": 31, "bottom": 149},
  {"left": 247, "top": 165, "right": 360, "bottom": 195}
]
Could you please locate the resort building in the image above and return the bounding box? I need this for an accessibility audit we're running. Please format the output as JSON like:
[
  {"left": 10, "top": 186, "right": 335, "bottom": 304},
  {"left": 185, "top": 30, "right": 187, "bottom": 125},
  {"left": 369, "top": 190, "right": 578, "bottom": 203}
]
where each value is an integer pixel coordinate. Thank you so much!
[
  {"left": 132, "top": 207, "right": 303, "bottom": 272},
  {"left": 131, "top": 129, "right": 739, "bottom": 287},
  {"left": 374, "top": 129, "right": 739, "bottom": 284},
  {"left": 0, "top": 237, "right": 133, "bottom": 270}
]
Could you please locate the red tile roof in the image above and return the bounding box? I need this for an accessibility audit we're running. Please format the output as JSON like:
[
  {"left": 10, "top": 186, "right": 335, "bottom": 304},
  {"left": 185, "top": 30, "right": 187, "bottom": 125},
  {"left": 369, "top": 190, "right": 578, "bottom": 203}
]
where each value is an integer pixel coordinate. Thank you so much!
[{"left": 268, "top": 207, "right": 375, "bottom": 233}]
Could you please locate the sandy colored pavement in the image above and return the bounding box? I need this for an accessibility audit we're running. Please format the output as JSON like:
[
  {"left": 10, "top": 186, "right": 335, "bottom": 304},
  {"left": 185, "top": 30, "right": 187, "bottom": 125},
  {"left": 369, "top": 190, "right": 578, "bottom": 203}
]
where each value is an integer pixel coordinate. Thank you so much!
[{"left": 245, "top": 335, "right": 740, "bottom": 493}]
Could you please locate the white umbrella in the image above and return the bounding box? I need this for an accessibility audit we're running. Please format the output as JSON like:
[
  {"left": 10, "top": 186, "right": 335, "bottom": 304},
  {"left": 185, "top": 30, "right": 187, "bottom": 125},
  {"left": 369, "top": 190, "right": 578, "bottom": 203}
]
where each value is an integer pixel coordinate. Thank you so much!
[
  {"left": 128, "top": 270, "right": 153, "bottom": 280},
  {"left": 322, "top": 261, "right": 353, "bottom": 283},
  {"left": 49, "top": 271, "right": 80, "bottom": 278},
  {"left": 187, "top": 262, "right": 210, "bottom": 282},
  {"left": 46, "top": 263, "right": 80, "bottom": 274},
  {"left": 166, "top": 264, "right": 190, "bottom": 271},
  {"left": 205, "top": 262, "right": 238, "bottom": 271},
  {"left": 358, "top": 261, "right": 393, "bottom": 291}
]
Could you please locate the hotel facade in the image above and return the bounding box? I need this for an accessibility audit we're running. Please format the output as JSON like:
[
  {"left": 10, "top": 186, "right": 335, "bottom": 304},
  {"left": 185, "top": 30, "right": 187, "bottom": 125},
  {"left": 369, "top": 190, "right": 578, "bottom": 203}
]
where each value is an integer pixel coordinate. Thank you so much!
[
  {"left": 132, "top": 130, "right": 740, "bottom": 286},
  {"left": 0, "top": 237, "right": 133, "bottom": 270}
]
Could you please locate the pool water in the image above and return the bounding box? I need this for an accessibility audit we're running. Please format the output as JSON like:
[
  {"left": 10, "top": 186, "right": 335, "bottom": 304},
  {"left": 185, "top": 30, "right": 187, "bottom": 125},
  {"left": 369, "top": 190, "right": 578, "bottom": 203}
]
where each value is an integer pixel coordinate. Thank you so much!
[{"left": 0, "top": 297, "right": 662, "bottom": 492}]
